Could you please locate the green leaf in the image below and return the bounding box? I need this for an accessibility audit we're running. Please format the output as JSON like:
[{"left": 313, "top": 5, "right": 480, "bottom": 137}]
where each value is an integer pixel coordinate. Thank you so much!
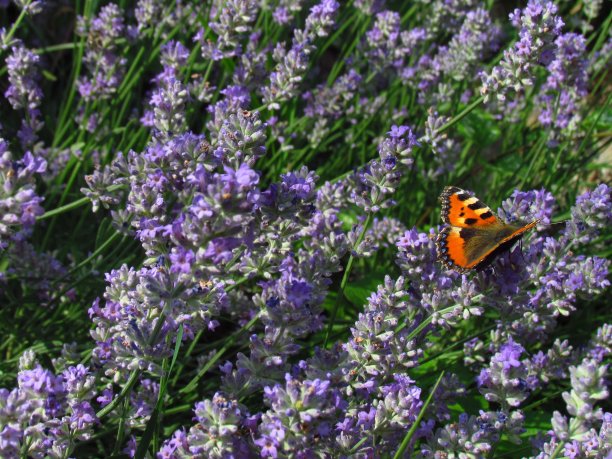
[
  {"left": 95, "top": 218, "right": 112, "bottom": 250},
  {"left": 42, "top": 69, "right": 57, "bottom": 81},
  {"left": 343, "top": 270, "right": 388, "bottom": 308},
  {"left": 457, "top": 109, "right": 501, "bottom": 147}
]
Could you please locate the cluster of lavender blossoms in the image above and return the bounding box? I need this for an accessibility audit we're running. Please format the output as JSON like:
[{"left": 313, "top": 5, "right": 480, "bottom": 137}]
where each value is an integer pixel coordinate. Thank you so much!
[
  {"left": 197, "top": 0, "right": 259, "bottom": 60},
  {"left": 537, "top": 33, "right": 589, "bottom": 144},
  {"left": 4, "top": 44, "right": 44, "bottom": 150},
  {"left": 76, "top": 4, "right": 127, "bottom": 107},
  {"left": 140, "top": 40, "right": 190, "bottom": 138},
  {"left": 262, "top": 0, "right": 340, "bottom": 110},
  {"left": 529, "top": 325, "right": 611, "bottom": 458},
  {"left": 1, "top": 0, "right": 610, "bottom": 457},
  {"left": 0, "top": 351, "right": 98, "bottom": 458},
  {"left": 481, "top": 0, "right": 564, "bottom": 102},
  {"left": 0, "top": 139, "right": 45, "bottom": 248}
]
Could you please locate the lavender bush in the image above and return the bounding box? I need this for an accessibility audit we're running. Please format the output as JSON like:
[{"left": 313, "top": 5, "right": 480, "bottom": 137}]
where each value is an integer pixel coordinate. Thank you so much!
[{"left": 0, "top": 0, "right": 610, "bottom": 457}]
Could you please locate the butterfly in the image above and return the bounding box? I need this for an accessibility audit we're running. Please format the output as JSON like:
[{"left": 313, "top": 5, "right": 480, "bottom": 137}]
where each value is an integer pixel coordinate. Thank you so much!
[{"left": 435, "top": 186, "right": 539, "bottom": 273}]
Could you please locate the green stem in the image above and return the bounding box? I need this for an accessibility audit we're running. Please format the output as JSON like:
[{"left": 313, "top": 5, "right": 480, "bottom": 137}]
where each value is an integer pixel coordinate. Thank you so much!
[
  {"left": 97, "top": 369, "right": 142, "bottom": 418},
  {"left": 419, "top": 323, "right": 496, "bottom": 365},
  {"left": 0, "top": 5, "right": 29, "bottom": 50},
  {"left": 164, "top": 404, "right": 192, "bottom": 416},
  {"left": 166, "top": 273, "right": 249, "bottom": 389},
  {"left": 68, "top": 231, "right": 122, "bottom": 275},
  {"left": 41, "top": 159, "right": 83, "bottom": 250},
  {"left": 393, "top": 370, "right": 446, "bottom": 459},
  {"left": 548, "top": 442, "right": 565, "bottom": 459},
  {"left": 522, "top": 388, "right": 566, "bottom": 412},
  {"left": 35, "top": 42, "right": 83, "bottom": 54},
  {"left": 323, "top": 212, "right": 373, "bottom": 346},
  {"left": 52, "top": 11, "right": 88, "bottom": 148},
  {"left": 36, "top": 184, "right": 125, "bottom": 220},
  {"left": 575, "top": 93, "right": 610, "bottom": 158},
  {"left": 35, "top": 194, "right": 85, "bottom": 220},
  {"left": 588, "top": 8, "right": 611, "bottom": 56},
  {"left": 518, "top": 134, "right": 546, "bottom": 190},
  {"left": 111, "top": 397, "right": 129, "bottom": 456},
  {"left": 401, "top": 305, "right": 453, "bottom": 339},
  {"left": 349, "top": 436, "right": 369, "bottom": 454},
  {"left": 433, "top": 95, "right": 485, "bottom": 136},
  {"left": 134, "top": 324, "right": 184, "bottom": 459}
]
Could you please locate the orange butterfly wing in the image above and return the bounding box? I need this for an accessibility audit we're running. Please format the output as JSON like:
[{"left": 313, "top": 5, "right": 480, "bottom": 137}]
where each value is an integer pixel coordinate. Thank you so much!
[
  {"left": 439, "top": 186, "right": 499, "bottom": 228},
  {"left": 436, "top": 186, "right": 539, "bottom": 272}
]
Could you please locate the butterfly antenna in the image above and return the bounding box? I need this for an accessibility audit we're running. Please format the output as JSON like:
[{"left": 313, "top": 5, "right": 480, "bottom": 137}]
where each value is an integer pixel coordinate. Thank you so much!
[
  {"left": 539, "top": 219, "right": 569, "bottom": 238},
  {"left": 517, "top": 238, "right": 527, "bottom": 265},
  {"left": 549, "top": 219, "right": 569, "bottom": 227}
]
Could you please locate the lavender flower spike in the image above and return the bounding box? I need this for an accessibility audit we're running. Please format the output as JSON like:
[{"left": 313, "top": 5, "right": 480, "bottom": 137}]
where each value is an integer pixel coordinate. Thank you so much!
[{"left": 480, "top": 0, "right": 564, "bottom": 102}]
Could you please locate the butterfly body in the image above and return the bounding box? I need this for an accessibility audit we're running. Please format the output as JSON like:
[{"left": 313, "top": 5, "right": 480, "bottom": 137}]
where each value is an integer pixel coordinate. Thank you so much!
[{"left": 436, "top": 186, "right": 539, "bottom": 272}]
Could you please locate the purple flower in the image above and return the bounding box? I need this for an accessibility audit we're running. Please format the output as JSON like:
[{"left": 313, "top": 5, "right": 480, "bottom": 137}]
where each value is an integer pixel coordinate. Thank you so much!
[
  {"left": 272, "top": 6, "right": 291, "bottom": 25},
  {"left": 4, "top": 44, "right": 42, "bottom": 111},
  {"left": 160, "top": 40, "right": 190, "bottom": 68},
  {"left": 500, "top": 188, "right": 555, "bottom": 225},
  {"left": 255, "top": 374, "right": 341, "bottom": 456},
  {"left": 0, "top": 352, "right": 99, "bottom": 457},
  {"left": 564, "top": 440, "right": 581, "bottom": 458},
  {"left": 147, "top": 70, "right": 189, "bottom": 138},
  {"left": 69, "top": 401, "right": 98, "bottom": 431},
  {"left": 169, "top": 246, "right": 195, "bottom": 274},
  {"left": 203, "top": 237, "right": 241, "bottom": 264},
  {"left": 228, "top": 163, "right": 260, "bottom": 188},
  {"left": 212, "top": 110, "right": 267, "bottom": 167},
  {"left": 280, "top": 167, "right": 316, "bottom": 201},
  {"left": 406, "top": 9, "right": 500, "bottom": 105},
  {"left": 365, "top": 11, "right": 402, "bottom": 71},
  {"left": 421, "top": 410, "right": 524, "bottom": 457},
  {"left": 477, "top": 337, "right": 533, "bottom": 408},
  {"left": 159, "top": 393, "right": 250, "bottom": 457},
  {"left": 254, "top": 435, "right": 279, "bottom": 458},
  {"left": 496, "top": 339, "right": 524, "bottom": 371}
]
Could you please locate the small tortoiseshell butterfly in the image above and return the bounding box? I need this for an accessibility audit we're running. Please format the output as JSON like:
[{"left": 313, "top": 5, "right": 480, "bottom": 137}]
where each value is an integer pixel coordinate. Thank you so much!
[{"left": 436, "top": 186, "right": 539, "bottom": 272}]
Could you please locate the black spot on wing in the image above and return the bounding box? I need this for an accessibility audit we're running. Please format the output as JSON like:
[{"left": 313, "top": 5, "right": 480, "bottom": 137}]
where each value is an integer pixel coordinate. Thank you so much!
[
  {"left": 468, "top": 201, "right": 487, "bottom": 210},
  {"left": 457, "top": 193, "right": 471, "bottom": 201},
  {"left": 480, "top": 211, "right": 493, "bottom": 220},
  {"left": 464, "top": 218, "right": 478, "bottom": 225}
]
